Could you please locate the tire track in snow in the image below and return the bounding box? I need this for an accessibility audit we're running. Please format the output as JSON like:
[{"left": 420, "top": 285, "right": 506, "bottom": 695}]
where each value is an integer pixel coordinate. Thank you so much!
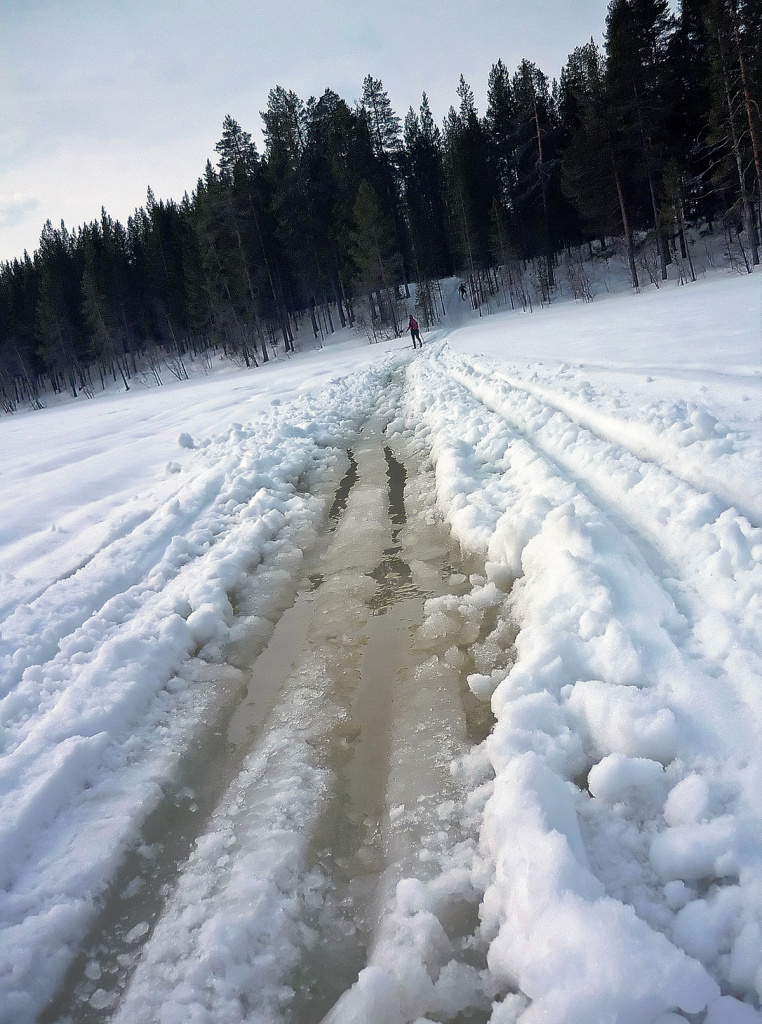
[
  {"left": 0, "top": 364, "right": 397, "bottom": 1024},
  {"left": 401, "top": 346, "right": 762, "bottom": 1014},
  {"left": 0, "top": 502, "right": 156, "bottom": 621},
  {"left": 478, "top": 360, "right": 762, "bottom": 530},
  {"left": 92, "top": 417, "right": 503, "bottom": 1024},
  {"left": 0, "top": 466, "right": 227, "bottom": 694},
  {"left": 408, "top": 347, "right": 754, "bottom": 758},
  {"left": 439, "top": 348, "right": 762, "bottom": 732}
]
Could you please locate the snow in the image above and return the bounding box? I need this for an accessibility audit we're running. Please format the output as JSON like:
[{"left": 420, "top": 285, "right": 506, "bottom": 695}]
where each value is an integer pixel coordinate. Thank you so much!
[{"left": 0, "top": 267, "right": 761, "bottom": 1023}]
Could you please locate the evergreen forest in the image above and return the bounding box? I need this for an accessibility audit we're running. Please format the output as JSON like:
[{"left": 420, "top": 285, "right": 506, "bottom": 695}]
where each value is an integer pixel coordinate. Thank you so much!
[{"left": 1, "top": 0, "right": 760, "bottom": 412}]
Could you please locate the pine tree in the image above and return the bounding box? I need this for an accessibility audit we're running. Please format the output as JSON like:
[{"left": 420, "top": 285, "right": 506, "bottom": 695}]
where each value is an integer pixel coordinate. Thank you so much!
[
  {"left": 35, "top": 221, "right": 89, "bottom": 395},
  {"left": 703, "top": 0, "right": 761, "bottom": 264},
  {"left": 262, "top": 87, "right": 335, "bottom": 331},
  {"left": 360, "top": 75, "right": 403, "bottom": 158},
  {"left": 660, "top": 1, "right": 715, "bottom": 228},
  {"left": 442, "top": 76, "right": 496, "bottom": 298},
  {"left": 0, "top": 253, "right": 44, "bottom": 410},
  {"left": 359, "top": 75, "right": 411, "bottom": 285},
  {"left": 300, "top": 89, "right": 380, "bottom": 327},
  {"left": 351, "top": 180, "right": 402, "bottom": 336},
  {"left": 561, "top": 41, "right": 641, "bottom": 288},
  {"left": 510, "top": 59, "right": 561, "bottom": 289},
  {"left": 215, "top": 115, "right": 293, "bottom": 351},
  {"left": 79, "top": 215, "right": 132, "bottom": 388},
  {"left": 262, "top": 86, "right": 307, "bottom": 177},
  {"left": 403, "top": 93, "right": 452, "bottom": 288},
  {"left": 485, "top": 59, "right": 516, "bottom": 221},
  {"left": 605, "top": 0, "right": 677, "bottom": 278},
  {"left": 196, "top": 161, "right": 264, "bottom": 365}
]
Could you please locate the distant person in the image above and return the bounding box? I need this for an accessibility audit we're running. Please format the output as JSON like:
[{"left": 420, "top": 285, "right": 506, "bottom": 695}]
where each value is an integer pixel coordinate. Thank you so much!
[
  {"left": 459, "top": 282, "right": 467, "bottom": 301},
  {"left": 406, "top": 314, "right": 422, "bottom": 349}
]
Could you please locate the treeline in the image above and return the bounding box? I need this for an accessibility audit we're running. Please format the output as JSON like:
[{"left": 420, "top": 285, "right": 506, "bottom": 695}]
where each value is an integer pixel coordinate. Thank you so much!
[{"left": 1, "top": 0, "right": 760, "bottom": 412}]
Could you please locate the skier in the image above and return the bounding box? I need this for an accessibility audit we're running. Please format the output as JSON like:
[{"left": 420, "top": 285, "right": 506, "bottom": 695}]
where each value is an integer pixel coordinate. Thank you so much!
[
  {"left": 459, "top": 282, "right": 467, "bottom": 301},
  {"left": 406, "top": 313, "right": 422, "bottom": 349}
]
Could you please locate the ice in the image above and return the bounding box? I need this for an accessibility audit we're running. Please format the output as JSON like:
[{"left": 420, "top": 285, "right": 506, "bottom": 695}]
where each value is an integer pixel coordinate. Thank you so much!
[
  {"left": 89, "top": 988, "right": 117, "bottom": 1009},
  {"left": 466, "top": 671, "right": 494, "bottom": 700},
  {"left": 124, "top": 921, "right": 149, "bottom": 943}
]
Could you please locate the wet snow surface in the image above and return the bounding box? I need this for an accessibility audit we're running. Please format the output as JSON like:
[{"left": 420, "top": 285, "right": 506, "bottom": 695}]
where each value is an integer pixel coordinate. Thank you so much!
[{"left": 1, "top": 272, "right": 761, "bottom": 1024}]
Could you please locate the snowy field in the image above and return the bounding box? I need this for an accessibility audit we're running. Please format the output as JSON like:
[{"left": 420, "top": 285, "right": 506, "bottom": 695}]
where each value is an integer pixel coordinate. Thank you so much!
[{"left": 0, "top": 268, "right": 761, "bottom": 1024}]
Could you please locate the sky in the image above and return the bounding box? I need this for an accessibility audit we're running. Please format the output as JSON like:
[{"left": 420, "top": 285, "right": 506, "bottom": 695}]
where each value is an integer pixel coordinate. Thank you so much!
[{"left": 0, "top": 0, "right": 613, "bottom": 264}]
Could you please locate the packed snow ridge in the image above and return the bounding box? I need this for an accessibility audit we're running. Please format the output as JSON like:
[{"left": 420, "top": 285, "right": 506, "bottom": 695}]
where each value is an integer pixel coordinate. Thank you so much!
[{"left": 0, "top": 270, "right": 760, "bottom": 1024}]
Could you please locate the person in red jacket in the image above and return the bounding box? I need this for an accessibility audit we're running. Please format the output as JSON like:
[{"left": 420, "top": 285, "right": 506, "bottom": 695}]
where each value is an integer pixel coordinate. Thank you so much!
[{"left": 406, "top": 314, "right": 422, "bottom": 349}]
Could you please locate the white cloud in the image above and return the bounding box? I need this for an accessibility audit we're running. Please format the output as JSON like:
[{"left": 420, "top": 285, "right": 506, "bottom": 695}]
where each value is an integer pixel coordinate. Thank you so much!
[
  {"left": 0, "top": 193, "right": 40, "bottom": 230},
  {"left": 0, "top": 134, "right": 212, "bottom": 261},
  {"left": 0, "top": 0, "right": 611, "bottom": 261}
]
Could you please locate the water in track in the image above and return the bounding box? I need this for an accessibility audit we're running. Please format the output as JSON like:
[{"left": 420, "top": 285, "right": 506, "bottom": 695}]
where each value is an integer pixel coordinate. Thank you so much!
[{"left": 43, "top": 420, "right": 514, "bottom": 1024}]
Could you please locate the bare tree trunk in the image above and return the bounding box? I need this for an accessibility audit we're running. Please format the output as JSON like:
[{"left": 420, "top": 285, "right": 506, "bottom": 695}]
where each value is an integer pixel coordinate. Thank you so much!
[
  {"left": 532, "top": 91, "right": 555, "bottom": 289},
  {"left": 730, "top": 0, "right": 762, "bottom": 221},
  {"left": 676, "top": 192, "right": 696, "bottom": 282},
  {"left": 718, "top": 23, "right": 759, "bottom": 265},
  {"left": 613, "top": 162, "right": 639, "bottom": 289}
]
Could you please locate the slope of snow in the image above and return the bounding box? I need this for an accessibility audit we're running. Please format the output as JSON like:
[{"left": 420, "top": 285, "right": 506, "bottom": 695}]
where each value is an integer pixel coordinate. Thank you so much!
[
  {"left": 0, "top": 352, "right": 405, "bottom": 1022},
  {"left": 0, "top": 269, "right": 760, "bottom": 1023},
  {"left": 391, "top": 274, "right": 762, "bottom": 1021}
]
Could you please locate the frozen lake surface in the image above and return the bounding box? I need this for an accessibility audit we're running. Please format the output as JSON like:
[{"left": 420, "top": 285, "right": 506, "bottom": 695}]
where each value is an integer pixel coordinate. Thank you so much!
[{"left": 1, "top": 270, "right": 761, "bottom": 1024}]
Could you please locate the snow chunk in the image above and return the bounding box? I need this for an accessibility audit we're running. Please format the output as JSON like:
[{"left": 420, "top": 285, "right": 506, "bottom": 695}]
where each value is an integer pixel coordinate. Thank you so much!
[
  {"left": 395, "top": 878, "right": 433, "bottom": 915},
  {"left": 663, "top": 774, "right": 711, "bottom": 826},
  {"left": 566, "top": 679, "right": 679, "bottom": 763},
  {"left": 488, "top": 690, "right": 584, "bottom": 777},
  {"left": 588, "top": 754, "right": 665, "bottom": 804},
  {"left": 89, "top": 988, "right": 117, "bottom": 1009},
  {"left": 431, "top": 961, "right": 484, "bottom": 1018},
  {"left": 705, "top": 997, "right": 762, "bottom": 1024},
  {"left": 650, "top": 817, "right": 738, "bottom": 882}
]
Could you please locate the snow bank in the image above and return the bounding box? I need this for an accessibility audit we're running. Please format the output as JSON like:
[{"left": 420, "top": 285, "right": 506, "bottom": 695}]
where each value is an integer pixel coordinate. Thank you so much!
[
  {"left": 0, "top": 356, "right": 403, "bottom": 1022},
  {"left": 394, "top": 272, "right": 762, "bottom": 1021}
]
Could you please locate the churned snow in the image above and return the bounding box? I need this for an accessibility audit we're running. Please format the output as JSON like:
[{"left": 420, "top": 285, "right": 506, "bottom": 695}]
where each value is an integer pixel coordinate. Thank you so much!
[{"left": 0, "top": 268, "right": 760, "bottom": 1024}]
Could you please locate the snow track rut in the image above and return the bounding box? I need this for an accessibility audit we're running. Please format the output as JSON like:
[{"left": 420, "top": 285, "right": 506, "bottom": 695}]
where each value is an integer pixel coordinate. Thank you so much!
[
  {"left": 400, "top": 343, "right": 762, "bottom": 1018},
  {"left": 435, "top": 347, "right": 762, "bottom": 732},
  {"left": 482, "top": 363, "right": 762, "bottom": 530},
  {"left": 0, "top": 364, "right": 397, "bottom": 1023},
  {"left": 37, "top": 406, "right": 512, "bottom": 1024}
]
